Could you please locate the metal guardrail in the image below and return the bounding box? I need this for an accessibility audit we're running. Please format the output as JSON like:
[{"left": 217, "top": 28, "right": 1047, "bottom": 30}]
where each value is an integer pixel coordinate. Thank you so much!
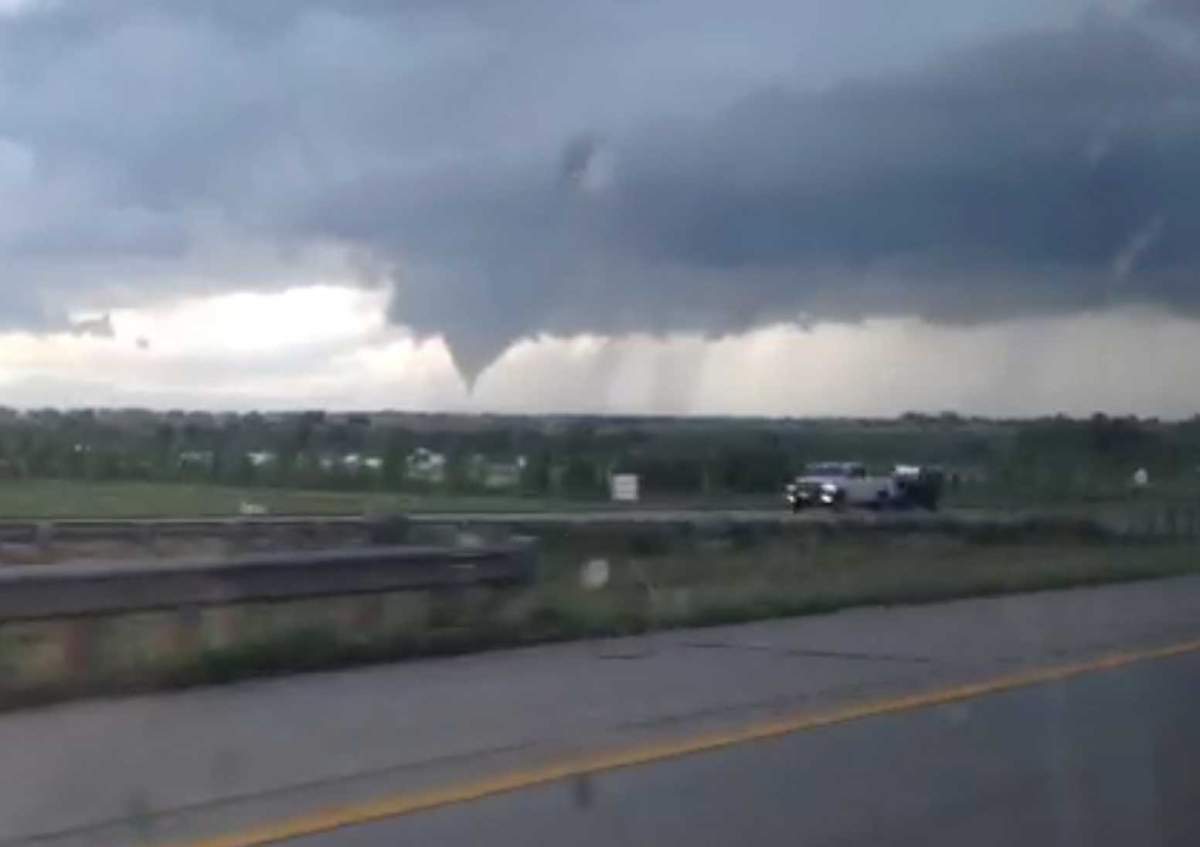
[
  {"left": 0, "top": 511, "right": 980, "bottom": 542},
  {"left": 4, "top": 506, "right": 1200, "bottom": 539},
  {"left": 0, "top": 508, "right": 1190, "bottom": 543},
  {"left": 0, "top": 539, "right": 537, "bottom": 621},
  {"left": 0, "top": 516, "right": 370, "bottom": 543}
]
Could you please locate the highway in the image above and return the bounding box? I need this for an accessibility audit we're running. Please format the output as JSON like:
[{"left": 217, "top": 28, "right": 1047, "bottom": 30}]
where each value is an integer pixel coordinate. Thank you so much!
[
  {"left": 3, "top": 575, "right": 1200, "bottom": 846},
  {"left": 303, "top": 649, "right": 1200, "bottom": 847},
  {"left": 403, "top": 507, "right": 1037, "bottom": 527}
]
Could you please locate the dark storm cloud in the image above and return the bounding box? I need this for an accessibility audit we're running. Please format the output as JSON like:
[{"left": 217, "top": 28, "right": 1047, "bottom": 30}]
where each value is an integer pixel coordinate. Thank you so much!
[
  {"left": 369, "top": 16, "right": 1200, "bottom": 379},
  {"left": 0, "top": 1, "right": 1197, "bottom": 382},
  {"left": 1147, "top": 0, "right": 1200, "bottom": 25}
]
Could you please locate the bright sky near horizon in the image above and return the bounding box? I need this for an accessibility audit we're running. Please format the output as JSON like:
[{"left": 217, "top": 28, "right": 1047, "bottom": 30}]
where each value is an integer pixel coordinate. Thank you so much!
[{"left": 0, "top": 285, "right": 1195, "bottom": 418}]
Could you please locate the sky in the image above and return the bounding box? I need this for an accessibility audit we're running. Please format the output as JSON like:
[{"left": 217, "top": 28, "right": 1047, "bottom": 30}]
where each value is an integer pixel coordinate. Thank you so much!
[{"left": 1, "top": 0, "right": 1199, "bottom": 416}]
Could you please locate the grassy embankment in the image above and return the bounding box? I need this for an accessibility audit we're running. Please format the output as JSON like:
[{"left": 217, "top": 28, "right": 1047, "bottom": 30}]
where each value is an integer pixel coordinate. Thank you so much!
[
  {"left": 0, "top": 479, "right": 575, "bottom": 519},
  {"left": 2, "top": 479, "right": 1199, "bottom": 701},
  {"left": 169, "top": 520, "right": 1200, "bottom": 689},
  {"left": 528, "top": 521, "right": 1200, "bottom": 632}
]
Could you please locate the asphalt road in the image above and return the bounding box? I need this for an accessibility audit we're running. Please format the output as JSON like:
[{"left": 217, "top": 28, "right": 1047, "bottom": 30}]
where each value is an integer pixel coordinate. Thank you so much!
[
  {"left": 407, "top": 506, "right": 976, "bottom": 524},
  {"left": 3, "top": 575, "right": 1200, "bottom": 846},
  {"left": 303, "top": 649, "right": 1200, "bottom": 847}
]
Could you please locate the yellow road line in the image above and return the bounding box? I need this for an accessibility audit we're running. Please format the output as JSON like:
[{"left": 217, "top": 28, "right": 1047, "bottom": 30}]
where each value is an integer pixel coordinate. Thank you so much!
[{"left": 172, "top": 638, "right": 1200, "bottom": 847}]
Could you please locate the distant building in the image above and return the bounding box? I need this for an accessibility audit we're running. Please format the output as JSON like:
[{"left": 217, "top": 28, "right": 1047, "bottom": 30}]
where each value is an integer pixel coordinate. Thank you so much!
[
  {"left": 177, "top": 450, "right": 214, "bottom": 468},
  {"left": 467, "top": 454, "right": 525, "bottom": 490},
  {"left": 341, "top": 453, "right": 383, "bottom": 473},
  {"left": 246, "top": 451, "right": 277, "bottom": 468},
  {"left": 406, "top": 448, "right": 447, "bottom": 484}
]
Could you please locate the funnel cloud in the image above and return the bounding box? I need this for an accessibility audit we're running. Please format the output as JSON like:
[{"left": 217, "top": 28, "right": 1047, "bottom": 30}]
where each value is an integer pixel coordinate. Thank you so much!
[
  {"left": 0, "top": 1, "right": 1197, "bottom": 392},
  {"left": 375, "top": 18, "right": 1200, "bottom": 383}
]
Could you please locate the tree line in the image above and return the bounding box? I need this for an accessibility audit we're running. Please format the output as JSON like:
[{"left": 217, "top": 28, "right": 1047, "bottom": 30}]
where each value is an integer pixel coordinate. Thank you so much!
[{"left": 0, "top": 408, "right": 1197, "bottom": 501}]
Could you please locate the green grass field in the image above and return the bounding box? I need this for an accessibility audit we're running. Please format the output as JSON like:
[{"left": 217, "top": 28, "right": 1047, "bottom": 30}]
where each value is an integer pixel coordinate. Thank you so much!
[
  {"left": 0, "top": 479, "right": 585, "bottom": 520},
  {"left": 0, "top": 479, "right": 793, "bottom": 520},
  {"left": 0, "top": 477, "right": 1191, "bottom": 521},
  {"left": 533, "top": 530, "right": 1200, "bottom": 636},
  {"left": 161, "top": 528, "right": 1200, "bottom": 696}
]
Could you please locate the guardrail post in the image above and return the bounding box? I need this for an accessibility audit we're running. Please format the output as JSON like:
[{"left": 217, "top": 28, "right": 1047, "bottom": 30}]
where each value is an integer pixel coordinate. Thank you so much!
[
  {"left": 63, "top": 617, "right": 98, "bottom": 681},
  {"left": 34, "top": 521, "right": 54, "bottom": 557},
  {"left": 136, "top": 522, "right": 157, "bottom": 555},
  {"left": 173, "top": 604, "right": 203, "bottom": 656},
  {"left": 201, "top": 606, "right": 242, "bottom": 650},
  {"left": 350, "top": 595, "right": 384, "bottom": 635}
]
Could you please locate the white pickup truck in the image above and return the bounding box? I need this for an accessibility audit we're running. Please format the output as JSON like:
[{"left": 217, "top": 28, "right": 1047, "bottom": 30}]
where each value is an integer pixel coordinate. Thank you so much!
[{"left": 784, "top": 462, "right": 943, "bottom": 511}]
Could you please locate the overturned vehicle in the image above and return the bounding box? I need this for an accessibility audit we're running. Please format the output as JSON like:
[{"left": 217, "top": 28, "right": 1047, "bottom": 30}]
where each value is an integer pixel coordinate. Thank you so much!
[{"left": 784, "top": 462, "right": 944, "bottom": 512}]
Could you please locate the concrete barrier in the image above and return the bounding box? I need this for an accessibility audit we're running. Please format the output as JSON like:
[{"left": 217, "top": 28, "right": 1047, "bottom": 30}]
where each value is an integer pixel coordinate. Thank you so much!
[
  {"left": 0, "top": 540, "right": 536, "bottom": 621},
  {"left": 0, "top": 539, "right": 537, "bottom": 707}
]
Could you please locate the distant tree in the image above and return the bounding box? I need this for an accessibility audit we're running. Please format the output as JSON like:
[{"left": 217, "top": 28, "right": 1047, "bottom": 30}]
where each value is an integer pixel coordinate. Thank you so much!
[
  {"left": 621, "top": 455, "right": 704, "bottom": 495},
  {"left": 1087, "top": 413, "right": 1155, "bottom": 460},
  {"left": 521, "top": 450, "right": 552, "bottom": 495},
  {"left": 564, "top": 422, "right": 596, "bottom": 456},
  {"left": 382, "top": 430, "right": 415, "bottom": 490},
  {"left": 561, "top": 456, "right": 602, "bottom": 497},
  {"left": 444, "top": 452, "right": 475, "bottom": 495},
  {"left": 711, "top": 446, "right": 793, "bottom": 493}
]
